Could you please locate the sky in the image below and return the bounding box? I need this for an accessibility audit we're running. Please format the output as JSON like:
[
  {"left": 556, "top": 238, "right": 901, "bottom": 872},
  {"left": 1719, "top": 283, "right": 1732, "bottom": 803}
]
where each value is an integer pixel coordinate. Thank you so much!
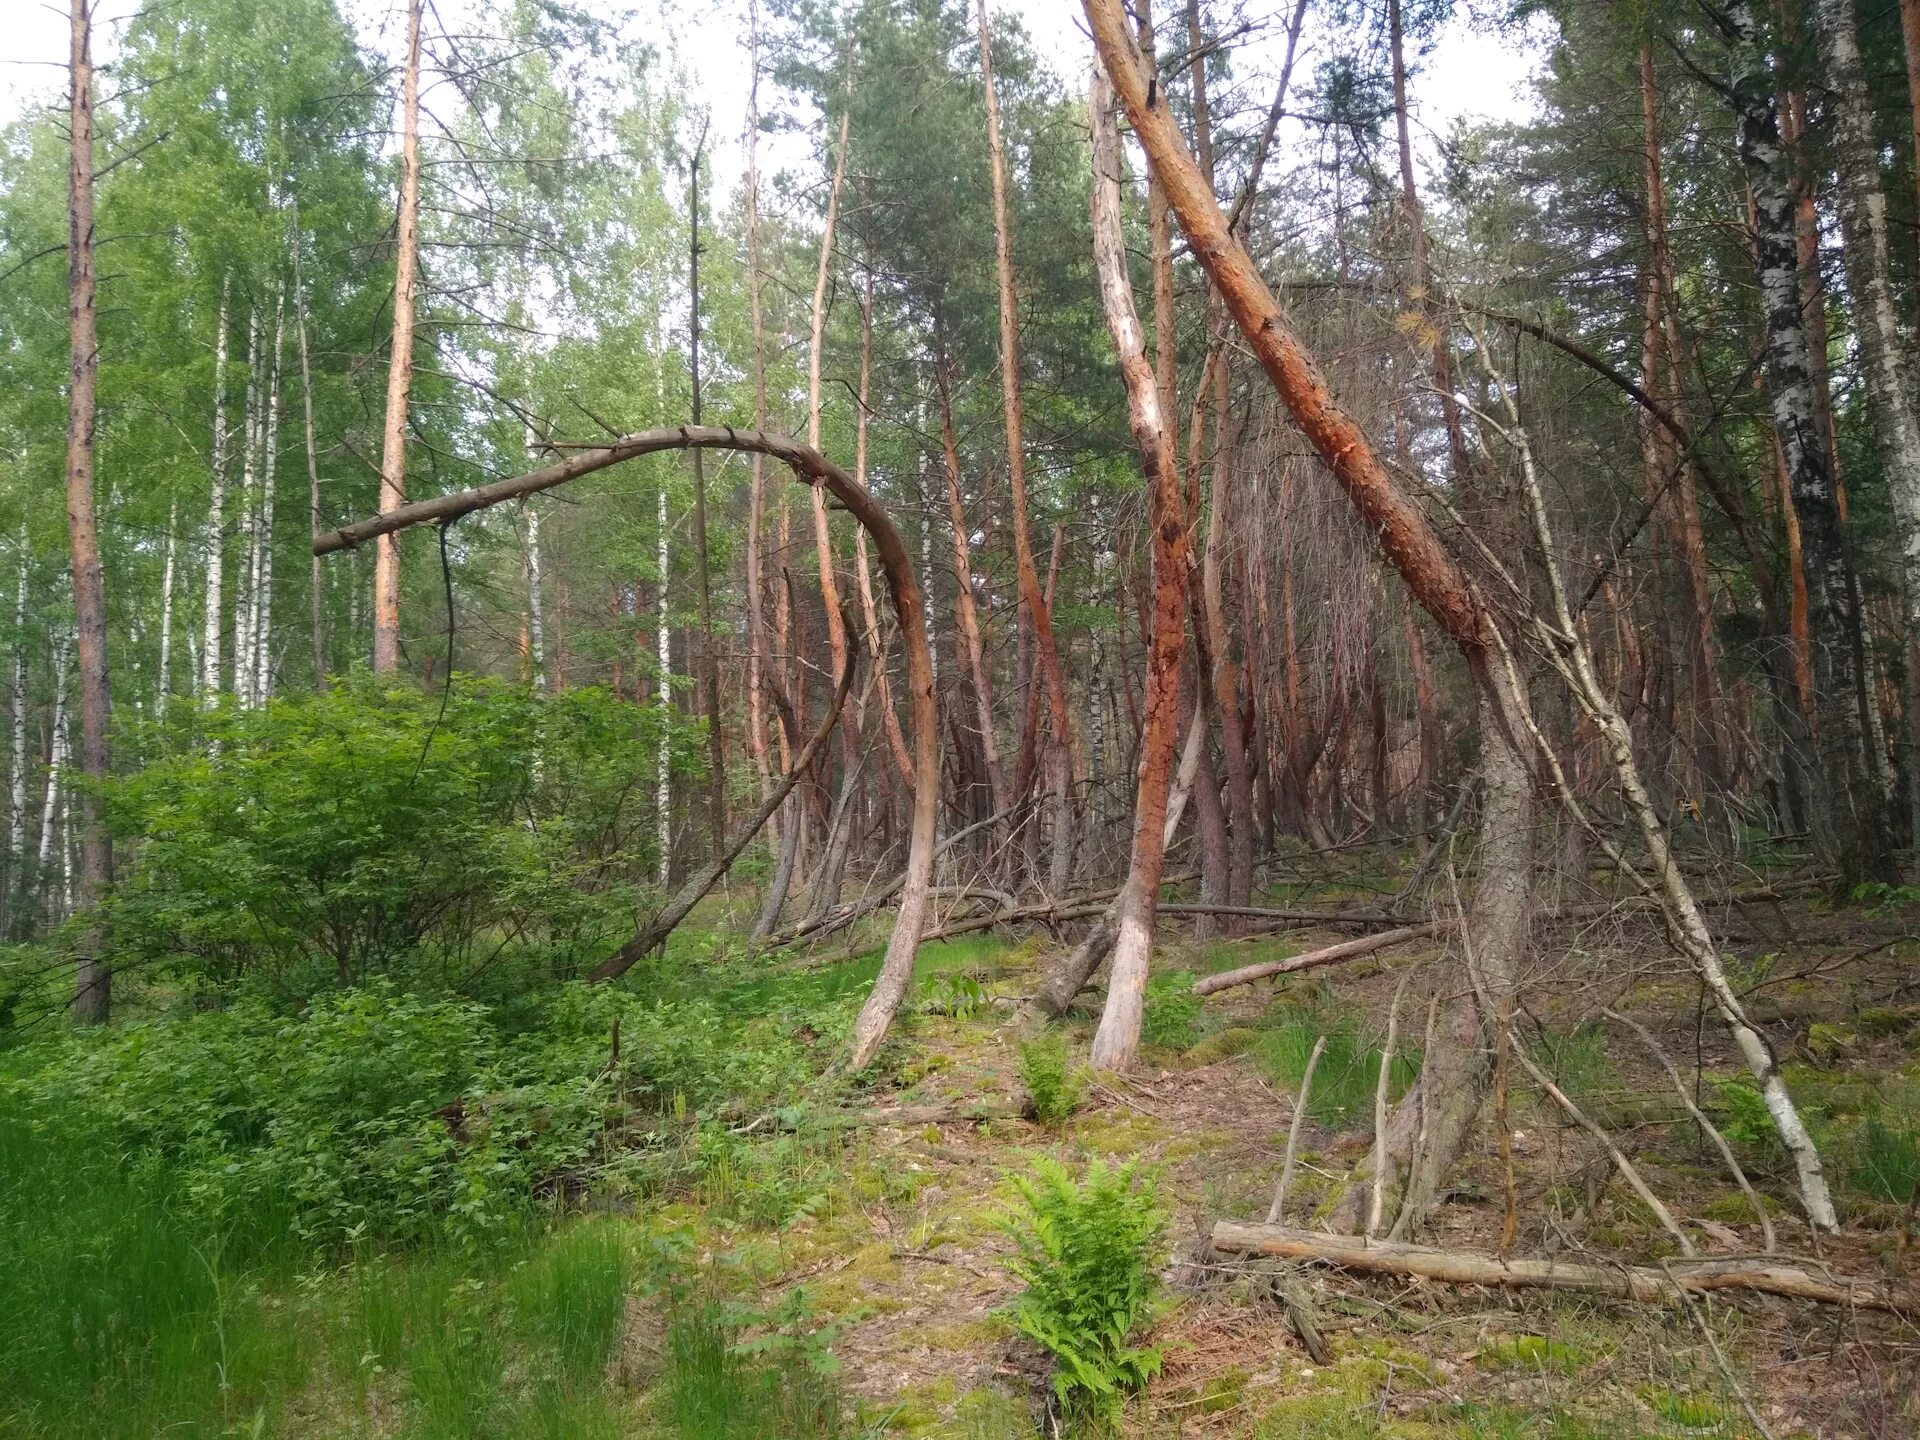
[{"left": 3, "top": 0, "right": 1550, "bottom": 195}]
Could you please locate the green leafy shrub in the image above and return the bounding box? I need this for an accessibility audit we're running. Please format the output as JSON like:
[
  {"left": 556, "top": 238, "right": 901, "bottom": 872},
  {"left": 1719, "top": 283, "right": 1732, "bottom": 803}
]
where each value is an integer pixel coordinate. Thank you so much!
[
  {"left": 1141, "top": 970, "right": 1204, "bottom": 1052},
  {"left": 924, "top": 970, "right": 989, "bottom": 1020},
  {"left": 1018, "top": 1032, "right": 1086, "bottom": 1126},
  {"left": 105, "top": 677, "right": 694, "bottom": 997},
  {"left": 12, "top": 982, "right": 616, "bottom": 1249},
  {"left": 1001, "top": 1156, "right": 1168, "bottom": 1427},
  {"left": 1713, "top": 1081, "right": 1780, "bottom": 1161}
]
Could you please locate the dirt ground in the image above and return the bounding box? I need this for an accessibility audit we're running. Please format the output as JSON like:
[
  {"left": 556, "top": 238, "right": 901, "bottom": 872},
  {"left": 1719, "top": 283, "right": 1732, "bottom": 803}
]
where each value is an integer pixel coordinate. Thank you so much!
[{"left": 747, "top": 893, "right": 1920, "bottom": 1439}]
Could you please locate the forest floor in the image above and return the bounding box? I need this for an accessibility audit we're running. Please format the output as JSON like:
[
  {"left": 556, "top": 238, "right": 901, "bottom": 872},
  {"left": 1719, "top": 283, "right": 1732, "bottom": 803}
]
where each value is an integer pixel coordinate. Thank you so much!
[
  {"left": 4, "top": 858, "right": 1919, "bottom": 1438},
  {"left": 730, "top": 889, "right": 1920, "bottom": 1440}
]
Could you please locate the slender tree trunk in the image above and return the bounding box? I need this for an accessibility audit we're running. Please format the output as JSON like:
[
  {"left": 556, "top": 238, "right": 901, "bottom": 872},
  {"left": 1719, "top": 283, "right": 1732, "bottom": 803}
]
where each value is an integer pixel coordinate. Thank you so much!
[
  {"left": 372, "top": 0, "right": 422, "bottom": 673},
  {"left": 979, "top": 0, "right": 1073, "bottom": 887},
  {"left": 253, "top": 288, "right": 285, "bottom": 705},
  {"left": 743, "top": 0, "right": 773, "bottom": 811},
  {"left": 202, "top": 276, "right": 231, "bottom": 700},
  {"left": 933, "top": 344, "right": 1008, "bottom": 819},
  {"left": 806, "top": 106, "right": 852, "bottom": 687},
  {"left": 1728, "top": 0, "right": 1896, "bottom": 885},
  {"left": 1388, "top": 0, "right": 1468, "bottom": 483},
  {"left": 8, "top": 541, "right": 29, "bottom": 910},
  {"left": 293, "top": 224, "right": 325, "bottom": 687},
  {"left": 852, "top": 252, "right": 913, "bottom": 790},
  {"left": 65, "top": 1, "right": 111, "bottom": 1022},
  {"left": 1087, "top": 60, "right": 1194, "bottom": 1071},
  {"left": 523, "top": 500, "right": 548, "bottom": 691},
  {"left": 157, "top": 498, "right": 177, "bottom": 713},
  {"left": 1186, "top": 0, "right": 1255, "bottom": 918},
  {"left": 1641, "top": 45, "right": 1724, "bottom": 795},
  {"left": 688, "top": 138, "right": 724, "bottom": 850},
  {"left": 1487, "top": 350, "right": 1840, "bottom": 1229},
  {"left": 233, "top": 307, "right": 261, "bottom": 703},
  {"left": 657, "top": 465, "right": 671, "bottom": 887},
  {"left": 1814, "top": 0, "right": 1920, "bottom": 846},
  {"left": 38, "top": 636, "right": 72, "bottom": 880}
]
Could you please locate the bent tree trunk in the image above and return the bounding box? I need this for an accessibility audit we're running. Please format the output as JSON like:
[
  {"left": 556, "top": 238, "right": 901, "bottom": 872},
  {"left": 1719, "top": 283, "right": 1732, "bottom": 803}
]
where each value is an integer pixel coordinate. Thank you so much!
[
  {"left": 1083, "top": 0, "right": 1534, "bottom": 1214},
  {"left": 315, "top": 426, "right": 937, "bottom": 1071},
  {"left": 1086, "top": 63, "right": 1194, "bottom": 1072}
]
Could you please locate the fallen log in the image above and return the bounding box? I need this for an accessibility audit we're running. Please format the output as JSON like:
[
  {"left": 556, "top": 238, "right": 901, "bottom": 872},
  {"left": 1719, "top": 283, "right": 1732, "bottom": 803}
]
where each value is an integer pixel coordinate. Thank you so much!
[
  {"left": 1192, "top": 922, "right": 1447, "bottom": 996},
  {"left": 1209, "top": 1223, "right": 1918, "bottom": 1316}
]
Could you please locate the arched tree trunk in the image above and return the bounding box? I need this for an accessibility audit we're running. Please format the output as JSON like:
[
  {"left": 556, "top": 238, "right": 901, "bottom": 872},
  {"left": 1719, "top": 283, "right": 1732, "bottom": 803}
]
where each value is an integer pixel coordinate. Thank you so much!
[{"left": 314, "top": 426, "right": 937, "bottom": 1072}]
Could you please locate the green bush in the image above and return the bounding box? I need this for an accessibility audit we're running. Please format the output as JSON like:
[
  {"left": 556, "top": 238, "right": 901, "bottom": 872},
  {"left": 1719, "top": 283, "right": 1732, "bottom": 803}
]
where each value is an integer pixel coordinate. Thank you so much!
[
  {"left": 1018, "top": 1032, "right": 1086, "bottom": 1126},
  {"left": 1141, "top": 970, "right": 1204, "bottom": 1051},
  {"left": 104, "top": 677, "right": 696, "bottom": 997},
  {"left": 12, "top": 982, "right": 607, "bottom": 1249},
  {"left": 1001, "top": 1156, "right": 1168, "bottom": 1427}
]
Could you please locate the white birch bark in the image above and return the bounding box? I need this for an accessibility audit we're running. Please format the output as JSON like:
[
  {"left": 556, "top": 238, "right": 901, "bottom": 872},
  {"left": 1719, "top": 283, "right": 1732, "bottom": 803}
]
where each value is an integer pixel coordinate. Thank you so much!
[
  {"left": 232, "top": 305, "right": 262, "bottom": 705},
  {"left": 38, "top": 635, "right": 71, "bottom": 876},
  {"left": 8, "top": 541, "right": 27, "bottom": 868},
  {"left": 524, "top": 502, "right": 548, "bottom": 692},
  {"left": 157, "top": 497, "right": 177, "bottom": 713},
  {"left": 655, "top": 352, "right": 671, "bottom": 886},
  {"left": 253, "top": 287, "right": 285, "bottom": 705},
  {"left": 1814, "top": 0, "right": 1920, "bottom": 810},
  {"left": 200, "top": 276, "right": 231, "bottom": 699}
]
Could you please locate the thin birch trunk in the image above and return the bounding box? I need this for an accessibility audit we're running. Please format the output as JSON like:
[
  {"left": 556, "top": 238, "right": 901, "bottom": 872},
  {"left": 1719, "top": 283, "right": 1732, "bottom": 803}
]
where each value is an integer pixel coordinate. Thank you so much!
[
  {"left": 657, "top": 370, "right": 672, "bottom": 888},
  {"left": 524, "top": 501, "right": 548, "bottom": 692},
  {"left": 1727, "top": 0, "right": 1895, "bottom": 886},
  {"left": 688, "top": 137, "right": 724, "bottom": 849},
  {"left": 293, "top": 223, "right": 325, "bottom": 686},
  {"left": 253, "top": 286, "right": 285, "bottom": 705},
  {"left": 202, "top": 276, "right": 231, "bottom": 700},
  {"left": 157, "top": 497, "right": 177, "bottom": 713},
  {"left": 372, "top": 0, "right": 422, "bottom": 673},
  {"left": 38, "top": 636, "right": 72, "bottom": 877},
  {"left": 744, "top": 0, "right": 772, "bottom": 809},
  {"left": 234, "top": 306, "right": 262, "bottom": 706},
  {"left": 1475, "top": 340, "right": 1839, "bottom": 1231},
  {"left": 8, "top": 542, "right": 28, "bottom": 888},
  {"left": 1814, "top": 0, "right": 1920, "bottom": 848}
]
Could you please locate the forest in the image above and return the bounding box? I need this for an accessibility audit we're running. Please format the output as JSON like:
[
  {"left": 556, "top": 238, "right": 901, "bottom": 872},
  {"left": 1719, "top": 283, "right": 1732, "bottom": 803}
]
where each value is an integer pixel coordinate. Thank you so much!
[{"left": 2, "top": 0, "right": 1920, "bottom": 1432}]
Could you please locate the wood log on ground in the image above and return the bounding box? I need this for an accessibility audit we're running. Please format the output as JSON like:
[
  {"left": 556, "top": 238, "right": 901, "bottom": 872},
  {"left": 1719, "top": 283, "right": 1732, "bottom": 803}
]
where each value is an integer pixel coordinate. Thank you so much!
[
  {"left": 1209, "top": 1223, "right": 1919, "bottom": 1316},
  {"left": 1192, "top": 922, "right": 1447, "bottom": 996}
]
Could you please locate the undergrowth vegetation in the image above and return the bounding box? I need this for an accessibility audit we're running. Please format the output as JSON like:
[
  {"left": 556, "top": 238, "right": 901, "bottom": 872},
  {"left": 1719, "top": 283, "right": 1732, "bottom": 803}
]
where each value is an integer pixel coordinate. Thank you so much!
[{"left": 1001, "top": 1157, "right": 1168, "bottom": 1429}]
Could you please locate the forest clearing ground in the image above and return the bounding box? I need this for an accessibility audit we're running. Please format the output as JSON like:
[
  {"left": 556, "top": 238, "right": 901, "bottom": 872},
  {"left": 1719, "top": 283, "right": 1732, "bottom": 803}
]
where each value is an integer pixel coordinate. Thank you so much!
[{"left": 729, "top": 893, "right": 1920, "bottom": 1437}]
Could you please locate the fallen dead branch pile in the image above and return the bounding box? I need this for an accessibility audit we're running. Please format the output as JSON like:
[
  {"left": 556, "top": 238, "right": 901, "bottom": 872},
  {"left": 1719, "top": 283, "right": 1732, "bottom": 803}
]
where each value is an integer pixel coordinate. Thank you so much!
[{"left": 1208, "top": 1223, "right": 1919, "bottom": 1316}]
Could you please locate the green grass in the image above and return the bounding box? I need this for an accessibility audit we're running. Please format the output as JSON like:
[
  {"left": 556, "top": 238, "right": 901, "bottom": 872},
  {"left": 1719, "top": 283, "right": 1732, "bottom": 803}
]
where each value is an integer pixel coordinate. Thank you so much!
[{"left": 1250, "top": 1009, "right": 1420, "bottom": 1130}]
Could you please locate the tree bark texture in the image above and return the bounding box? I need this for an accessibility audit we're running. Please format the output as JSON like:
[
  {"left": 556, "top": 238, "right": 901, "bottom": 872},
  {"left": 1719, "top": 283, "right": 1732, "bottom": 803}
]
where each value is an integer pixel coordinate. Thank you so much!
[
  {"left": 372, "top": 0, "right": 423, "bottom": 673},
  {"left": 66, "top": 0, "right": 112, "bottom": 1023}
]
